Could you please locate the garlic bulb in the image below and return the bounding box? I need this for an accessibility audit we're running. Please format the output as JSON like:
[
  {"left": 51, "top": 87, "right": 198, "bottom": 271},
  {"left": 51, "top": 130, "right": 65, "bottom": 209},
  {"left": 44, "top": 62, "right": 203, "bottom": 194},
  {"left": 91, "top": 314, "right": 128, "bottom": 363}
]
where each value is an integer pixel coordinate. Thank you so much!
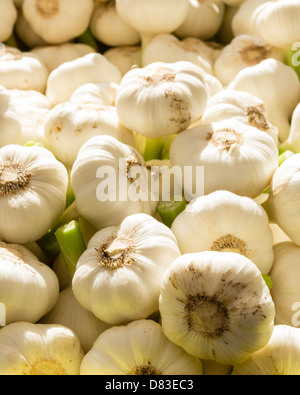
[
  {"left": 141, "top": 33, "right": 219, "bottom": 75},
  {"left": 71, "top": 135, "right": 158, "bottom": 230},
  {"left": 0, "top": 322, "right": 84, "bottom": 375},
  {"left": 15, "top": 11, "right": 47, "bottom": 48},
  {"left": 269, "top": 242, "right": 300, "bottom": 327},
  {"left": 228, "top": 58, "right": 300, "bottom": 143},
  {"left": 169, "top": 119, "right": 278, "bottom": 201},
  {"left": 0, "top": 144, "right": 68, "bottom": 244},
  {"left": 31, "top": 43, "right": 96, "bottom": 73},
  {"left": 269, "top": 223, "right": 291, "bottom": 245},
  {"left": 268, "top": 154, "right": 300, "bottom": 246},
  {"left": 43, "top": 102, "right": 134, "bottom": 169},
  {"left": 80, "top": 319, "right": 203, "bottom": 375},
  {"left": 104, "top": 46, "right": 141, "bottom": 76},
  {"left": 285, "top": 103, "right": 300, "bottom": 153},
  {"left": 231, "top": 0, "right": 267, "bottom": 38},
  {"left": 0, "top": 86, "right": 22, "bottom": 147},
  {"left": 232, "top": 325, "right": 300, "bottom": 375},
  {"left": 46, "top": 53, "right": 122, "bottom": 106},
  {"left": 72, "top": 213, "right": 181, "bottom": 325},
  {"left": 91, "top": 0, "right": 140, "bottom": 47},
  {"left": 115, "top": 0, "right": 189, "bottom": 47},
  {"left": 201, "top": 89, "right": 279, "bottom": 145},
  {"left": 22, "top": 0, "right": 94, "bottom": 44},
  {"left": 214, "top": 34, "right": 285, "bottom": 86},
  {"left": 0, "top": 241, "right": 59, "bottom": 325},
  {"left": 70, "top": 82, "right": 119, "bottom": 107},
  {"left": 8, "top": 88, "right": 51, "bottom": 110},
  {"left": 0, "top": 0, "right": 17, "bottom": 42},
  {"left": 159, "top": 251, "right": 275, "bottom": 365},
  {"left": 15, "top": 107, "right": 49, "bottom": 145},
  {"left": 174, "top": 0, "right": 225, "bottom": 41},
  {"left": 0, "top": 46, "right": 49, "bottom": 92},
  {"left": 40, "top": 287, "right": 112, "bottom": 354},
  {"left": 115, "top": 61, "right": 208, "bottom": 138},
  {"left": 171, "top": 190, "right": 274, "bottom": 274}
]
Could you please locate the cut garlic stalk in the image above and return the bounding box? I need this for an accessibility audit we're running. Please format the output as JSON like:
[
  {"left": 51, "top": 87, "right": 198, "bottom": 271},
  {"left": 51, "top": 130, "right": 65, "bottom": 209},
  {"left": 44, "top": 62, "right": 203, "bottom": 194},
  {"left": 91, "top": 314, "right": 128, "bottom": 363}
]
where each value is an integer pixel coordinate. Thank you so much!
[
  {"left": 169, "top": 119, "right": 278, "bottom": 200},
  {"left": 0, "top": 144, "right": 68, "bottom": 244},
  {"left": 72, "top": 213, "right": 181, "bottom": 325},
  {"left": 80, "top": 319, "right": 203, "bottom": 375},
  {"left": 232, "top": 325, "right": 300, "bottom": 375},
  {"left": 159, "top": 251, "right": 275, "bottom": 365},
  {"left": 115, "top": 61, "right": 208, "bottom": 138},
  {"left": 0, "top": 322, "right": 84, "bottom": 375},
  {"left": 171, "top": 190, "right": 274, "bottom": 274},
  {"left": 0, "top": 241, "right": 59, "bottom": 325}
]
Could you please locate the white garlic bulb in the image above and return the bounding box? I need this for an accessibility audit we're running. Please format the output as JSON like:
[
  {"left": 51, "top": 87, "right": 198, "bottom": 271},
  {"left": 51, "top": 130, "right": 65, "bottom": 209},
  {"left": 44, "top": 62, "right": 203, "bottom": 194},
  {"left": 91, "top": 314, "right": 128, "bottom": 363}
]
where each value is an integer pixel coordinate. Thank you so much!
[
  {"left": 0, "top": 86, "right": 22, "bottom": 147},
  {"left": 159, "top": 251, "right": 275, "bottom": 365},
  {"left": 232, "top": 325, "right": 300, "bottom": 375},
  {"left": 231, "top": 0, "right": 267, "bottom": 38},
  {"left": 0, "top": 322, "right": 84, "bottom": 375},
  {"left": 285, "top": 103, "right": 300, "bottom": 153},
  {"left": 80, "top": 319, "right": 203, "bottom": 375},
  {"left": 70, "top": 82, "right": 120, "bottom": 106},
  {"left": 169, "top": 119, "right": 278, "bottom": 201},
  {"left": 72, "top": 213, "right": 181, "bottom": 325},
  {"left": 171, "top": 190, "right": 274, "bottom": 274},
  {"left": 0, "top": 241, "right": 59, "bottom": 325},
  {"left": 104, "top": 46, "right": 141, "bottom": 76},
  {"left": 0, "top": 0, "right": 17, "bottom": 42},
  {"left": 115, "top": 61, "right": 208, "bottom": 138},
  {"left": 0, "top": 144, "right": 68, "bottom": 244}
]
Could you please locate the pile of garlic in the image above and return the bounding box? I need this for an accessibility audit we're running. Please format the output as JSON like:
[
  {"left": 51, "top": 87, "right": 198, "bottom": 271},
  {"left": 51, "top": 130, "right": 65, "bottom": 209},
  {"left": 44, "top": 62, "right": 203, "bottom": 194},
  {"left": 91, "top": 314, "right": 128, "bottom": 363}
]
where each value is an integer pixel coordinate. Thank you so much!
[{"left": 0, "top": 0, "right": 300, "bottom": 376}]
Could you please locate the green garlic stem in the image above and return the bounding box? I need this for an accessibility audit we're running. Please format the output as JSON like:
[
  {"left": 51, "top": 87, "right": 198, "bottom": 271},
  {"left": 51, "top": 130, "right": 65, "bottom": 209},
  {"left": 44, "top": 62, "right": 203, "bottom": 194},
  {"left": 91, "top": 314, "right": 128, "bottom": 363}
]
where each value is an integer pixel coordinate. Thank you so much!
[
  {"left": 134, "top": 133, "right": 164, "bottom": 161},
  {"left": 263, "top": 274, "right": 273, "bottom": 290},
  {"left": 278, "top": 150, "right": 294, "bottom": 166},
  {"left": 285, "top": 44, "right": 300, "bottom": 81},
  {"left": 157, "top": 196, "right": 187, "bottom": 228}
]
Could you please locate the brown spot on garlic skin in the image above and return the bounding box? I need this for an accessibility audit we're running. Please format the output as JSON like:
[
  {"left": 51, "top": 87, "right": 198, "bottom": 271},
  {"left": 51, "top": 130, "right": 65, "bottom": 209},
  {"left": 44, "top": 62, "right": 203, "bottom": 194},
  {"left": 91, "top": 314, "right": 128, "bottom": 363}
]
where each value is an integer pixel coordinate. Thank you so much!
[
  {"left": 165, "top": 89, "right": 191, "bottom": 131},
  {"left": 240, "top": 44, "right": 270, "bottom": 66},
  {"left": 36, "top": 0, "right": 59, "bottom": 17},
  {"left": 97, "top": 234, "right": 136, "bottom": 270},
  {"left": 208, "top": 128, "right": 243, "bottom": 151},
  {"left": 143, "top": 68, "right": 176, "bottom": 87},
  {"left": 246, "top": 105, "right": 270, "bottom": 131},
  {"left": 0, "top": 162, "right": 31, "bottom": 197}
]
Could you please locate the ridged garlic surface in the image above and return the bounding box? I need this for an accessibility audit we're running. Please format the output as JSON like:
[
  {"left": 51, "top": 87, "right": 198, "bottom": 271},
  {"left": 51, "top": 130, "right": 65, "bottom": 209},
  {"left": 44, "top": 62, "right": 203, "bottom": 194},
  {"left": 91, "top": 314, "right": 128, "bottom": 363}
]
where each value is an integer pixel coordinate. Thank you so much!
[
  {"left": 214, "top": 34, "right": 285, "bottom": 86},
  {"left": 70, "top": 82, "right": 119, "bottom": 107},
  {"left": 201, "top": 89, "right": 279, "bottom": 145},
  {"left": 72, "top": 213, "right": 181, "bottom": 325},
  {"left": 22, "top": 0, "right": 94, "bottom": 44},
  {"left": 80, "top": 319, "right": 203, "bottom": 375},
  {"left": 286, "top": 103, "right": 300, "bottom": 153},
  {"left": 0, "top": 86, "right": 22, "bottom": 147},
  {"left": 0, "top": 144, "right": 68, "bottom": 244},
  {"left": 115, "top": 61, "right": 208, "bottom": 138},
  {"left": 159, "top": 251, "right": 275, "bottom": 365},
  {"left": 0, "top": 0, "right": 17, "bottom": 42},
  {"left": 104, "top": 46, "right": 141, "bottom": 76},
  {"left": 169, "top": 119, "right": 278, "bottom": 200},
  {"left": 0, "top": 46, "right": 49, "bottom": 92},
  {"left": 43, "top": 102, "right": 134, "bottom": 169},
  {"left": 269, "top": 242, "right": 300, "bottom": 327},
  {"left": 91, "top": 1, "right": 140, "bottom": 47},
  {"left": 171, "top": 190, "right": 274, "bottom": 274},
  {"left": 46, "top": 53, "right": 122, "bottom": 106},
  {"left": 269, "top": 154, "right": 300, "bottom": 246},
  {"left": 174, "top": 0, "right": 225, "bottom": 41},
  {"left": 40, "top": 287, "right": 112, "bottom": 354},
  {"left": 0, "top": 322, "right": 84, "bottom": 375},
  {"left": 228, "top": 58, "right": 300, "bottom": 143},
  {"left": 231, "top": 0, "right": 267, "bottom": 37},
  {"left": 71, "top": 135, "right": 158, "bottom": 230},
  {"left": 232, "top": 325, "right": 300, "bottom": 375},
  {"left": 0, "top": 242, "right": 59, "bottom": 325}
]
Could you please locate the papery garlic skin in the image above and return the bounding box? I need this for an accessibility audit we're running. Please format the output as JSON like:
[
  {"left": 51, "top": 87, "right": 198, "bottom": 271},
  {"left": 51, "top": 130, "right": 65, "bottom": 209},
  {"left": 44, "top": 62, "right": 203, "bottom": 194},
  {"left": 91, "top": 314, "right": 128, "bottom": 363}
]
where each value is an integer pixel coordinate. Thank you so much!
[
  {"left": 231, "top": 0, "right": 267, "bottom": 38},
  {"left": 0, "top": 0, "right": 17, "bottom": 42},
  {"left": 22, "top": 0, "right": 94, "bottom": 44},
  {"left": 115, "top": 61, "right": 208, "bottom": 138},
  {"left": 0, "top": 46, "right": 49, "bottom": 92},
  {"left": 269, "top": 154, "right": 300, "bottom": 247},
  {"left": 40, "top": 287, "right": 112, "bottom": 354},
  {"left": 286, "top": 103, "right": 300, "bottom": 153},
  {"left": 104, "top": 46, "right": 141, "bottom": 76},
  {"left": 91, "top": 1, "right": 140, "bottom": 47},
  {"left": 0, "top": 242, "right": 59, "bottom": 325},
  {"left": 171, "top": 190, "right": 274, "bottom": 274},
  {"left": 46, "top": 53, "right": 122, "bottom": 106},
  {"left": 201, "top": 89, "right": 279, "bottom": 145},
  {"left": 80, "top": 319, "right": 203, "bottom": 375},
  {"left": 232, "top": 325, "right": 300, "bottom": 375},
  {"left": 72, "top": 213, "right": 181, "bottom": 325},
  {"left": 71, "top": 135, "right": 157, "bottom": 230},
  {"left": 43, "top": 102, "right": 134, "bottom": 169},
  {"left": 31, "top": 43, "right": 96, "bottom": 73},
  {"left": 0, "top": 322, "right": 84, "bottom": 375},
  {"left": 8, "top": 88, "right": 51, "bottom": 110},
  {"left": 70, "top": 82, "right": 119, "bottom": 107},
  {"left": 0, "top": 144, "right": 68, "bottom": 244},
  {"left": 214, "top": 34, "right": 285, "bottom": 86},
  {"left": 169, "top": 119, "right": 278, "bottom": 200},
  {"left": 269, "top": 242, "right": 300, "bottom": 327},
  {"left": 174, "top": 0, "right": 225, "bottom": 41},
  {"left": 228, "top": 58, "right": 300, "bottom": 143},
  {"left": 159, "top": 251, "right": 275, "bottom": 365},
  {"left": 0, "top": 86, "right": 22, "bottom": 147}
]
